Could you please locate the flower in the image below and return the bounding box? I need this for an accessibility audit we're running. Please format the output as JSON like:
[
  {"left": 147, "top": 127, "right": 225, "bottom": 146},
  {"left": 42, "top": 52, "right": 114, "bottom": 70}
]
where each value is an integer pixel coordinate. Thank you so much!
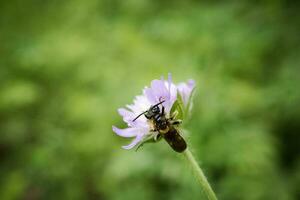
[{"left": 113, "top": 73, "right": 195, "bottom": 150}]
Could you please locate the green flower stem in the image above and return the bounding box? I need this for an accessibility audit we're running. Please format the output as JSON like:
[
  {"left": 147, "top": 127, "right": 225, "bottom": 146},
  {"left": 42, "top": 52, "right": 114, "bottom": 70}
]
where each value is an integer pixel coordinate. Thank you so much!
[{"left": 183, "top": 148, "right": 218, "bottom": 200}]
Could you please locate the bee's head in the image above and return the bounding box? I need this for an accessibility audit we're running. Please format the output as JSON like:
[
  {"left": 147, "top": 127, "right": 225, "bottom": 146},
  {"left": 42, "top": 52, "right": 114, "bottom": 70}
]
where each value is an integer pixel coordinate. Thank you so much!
[
  {"left": 133, "top": 100, "right": 165, "bottom": 121},
  {"left": 150, "top": 105, "right": 160, "bottom": 114},
  {"left": 144, "top": 111, "right": 153, "bottom": 119},
  {"left": 144, "top": 105, "right": 159, "bottom": 118}
]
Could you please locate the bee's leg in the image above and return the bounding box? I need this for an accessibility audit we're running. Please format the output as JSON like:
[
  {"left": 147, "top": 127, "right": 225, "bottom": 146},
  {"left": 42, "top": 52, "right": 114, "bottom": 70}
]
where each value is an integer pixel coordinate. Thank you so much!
[
  {"left": 170, "top": 119, "right": 182, "bottom": 125},
  {"left": 161, "top": 105, "right": 165, "bottom": 115},
  {"left": 170, "top": 110, "right": 178, "bottom": 120},
  {"left": 154, "top": 133, "right": 162, "bottom": 141}
]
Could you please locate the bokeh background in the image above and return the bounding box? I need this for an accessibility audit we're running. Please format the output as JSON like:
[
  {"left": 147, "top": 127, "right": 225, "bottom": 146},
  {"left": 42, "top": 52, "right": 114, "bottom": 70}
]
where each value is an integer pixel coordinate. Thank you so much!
[{"left": 1, "top": 0, "right": 299, "bottom": 199}]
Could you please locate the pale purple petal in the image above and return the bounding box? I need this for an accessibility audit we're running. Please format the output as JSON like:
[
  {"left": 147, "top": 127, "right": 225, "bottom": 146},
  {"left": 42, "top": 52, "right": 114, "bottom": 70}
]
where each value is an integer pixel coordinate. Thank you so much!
[
  {"left": 177, "top": 79, "right": 195, "bottom": 106},
  {"left": 143, "top": 75, "right": 178, "bottom": 114},
  {"left": 112, "top": 126, "right": 140, "bottom": 137},
  {"left": 118, "top": 108, "right": 135, "bottom": 124},
  {"left": 131, "top": 120, "right": 150, "bottom": 130},
  {"left": 167, "top": 73, "right": 172, "bottom": 97},
  {"left": 122, "top": 134, "right": 144, "bottom": 149},
  {"left": 126, "top": 104, "right": 136, "bottom": 113},
  {"left": 133, "top": 95, "right": 151, "bottom": 112},
  {"left": 126, "top": 95, "right": 151, "bottom": 115},
  {"left": 169, "top": 83, "right": 177, "bottom": 103},
  {"left": 150, "top": 80, "right": 170, "bottom": 102},
  {"left": 144, "top": 87, "right": 156, "bottom": 104},
  {"left": 164, "top": 81, "right": 177, "bottom": 110},
  {"left": 167, "top": 73, "right": 177, "bottom": 103},
  {"left": 118, "top": 108, "right": 133, "bottom": 118}
]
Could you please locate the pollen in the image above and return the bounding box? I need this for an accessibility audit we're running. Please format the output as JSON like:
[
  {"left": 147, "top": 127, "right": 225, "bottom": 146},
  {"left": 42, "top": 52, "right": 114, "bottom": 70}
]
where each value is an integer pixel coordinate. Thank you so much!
[{"left": 148, "top": 119, "right": 156, "bottom": 131}]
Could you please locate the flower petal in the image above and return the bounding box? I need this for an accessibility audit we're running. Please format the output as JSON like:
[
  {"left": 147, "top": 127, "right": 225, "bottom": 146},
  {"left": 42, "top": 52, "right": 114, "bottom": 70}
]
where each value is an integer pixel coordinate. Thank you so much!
[
  {"left": 122, "top": 134, "right": 144, "bottom": 149},
  {"left": 118, "top": 108, "right": 133, "bottom": 117},
  {"left": 112, "top": 126, "right": 140, "bottom": 137},
  {"left": 151, "top": 80, "right": 170, "bottom": 102},
  {"left": 144, "top": 87, "right": 156, "bottom": 105},
  {"left": 164, "top": 81, "right": 177, "bottom": 107},
  {"left": 118, "top": 108, "right": 135, "bottom": 123},
  {"left": 167, "top": 73, "right": 172, "bottom": 94},
  {"left": 177, "top": 79, "right": 195, "bottom": 106},
  {"left": 133, "top": 95, "right": 151, "bottom": 112},
  {"left": 126, "top": 95, "right": 151, "bottom": 115}
]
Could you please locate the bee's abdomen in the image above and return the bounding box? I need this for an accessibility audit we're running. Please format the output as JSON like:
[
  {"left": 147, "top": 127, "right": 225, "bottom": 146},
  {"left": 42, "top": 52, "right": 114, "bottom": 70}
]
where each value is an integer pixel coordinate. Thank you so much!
[{"left": 163, "top": 127, "right": 187, "bottom": 153}]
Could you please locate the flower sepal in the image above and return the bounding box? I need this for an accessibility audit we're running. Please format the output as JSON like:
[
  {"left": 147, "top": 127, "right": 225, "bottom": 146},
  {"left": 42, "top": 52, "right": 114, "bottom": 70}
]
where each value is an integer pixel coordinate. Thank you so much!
[
  {"left": 170, "top": 93, "right": 185, "bottom": 121},
  {"left": 184, "top": 87, "right": 196, "bottom": 118}
]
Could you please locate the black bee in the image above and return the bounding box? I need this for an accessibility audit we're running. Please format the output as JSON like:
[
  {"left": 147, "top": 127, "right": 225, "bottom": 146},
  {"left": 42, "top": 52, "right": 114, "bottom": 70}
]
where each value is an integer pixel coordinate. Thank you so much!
[{"left": 133, "top": 101, "right": 187, "bottom": 153}]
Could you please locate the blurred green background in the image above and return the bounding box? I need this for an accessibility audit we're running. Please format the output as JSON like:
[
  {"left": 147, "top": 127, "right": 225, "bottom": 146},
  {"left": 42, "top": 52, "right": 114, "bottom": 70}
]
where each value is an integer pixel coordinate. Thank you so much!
[{"left": 1, "top": 0, "right": 299, "bottom": 199}]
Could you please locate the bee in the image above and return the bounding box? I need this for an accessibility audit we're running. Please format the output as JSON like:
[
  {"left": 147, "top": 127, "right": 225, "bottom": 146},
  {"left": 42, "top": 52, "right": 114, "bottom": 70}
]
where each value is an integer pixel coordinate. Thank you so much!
[{"left": 133, "top": 101, "right": 187, "bottom": 153}]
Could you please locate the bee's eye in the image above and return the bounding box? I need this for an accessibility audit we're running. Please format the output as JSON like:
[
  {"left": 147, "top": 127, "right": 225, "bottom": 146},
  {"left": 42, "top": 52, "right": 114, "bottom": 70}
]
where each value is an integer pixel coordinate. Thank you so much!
[
  {"left": 145, "top": 112, "right": 152, "bottom": 118},
  {"left": 152, "top": 106, "right": 160, "bottom": 113}
]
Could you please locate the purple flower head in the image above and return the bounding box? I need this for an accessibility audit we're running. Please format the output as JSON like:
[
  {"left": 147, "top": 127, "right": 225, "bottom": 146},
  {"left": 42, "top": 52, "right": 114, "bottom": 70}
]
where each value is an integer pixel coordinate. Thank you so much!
[{"left": 113, "top": 73, "right": 195, "bottom": 150}]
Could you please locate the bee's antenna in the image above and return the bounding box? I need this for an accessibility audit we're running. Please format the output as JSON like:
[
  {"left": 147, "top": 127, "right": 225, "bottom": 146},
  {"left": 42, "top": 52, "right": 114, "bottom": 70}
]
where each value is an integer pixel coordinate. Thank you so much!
[
  {"left": 132, "top": 111, "right": 147, "bottom": 122},
  {"left": 152, "top": 100, "right": 165, "bottom": 107}
]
